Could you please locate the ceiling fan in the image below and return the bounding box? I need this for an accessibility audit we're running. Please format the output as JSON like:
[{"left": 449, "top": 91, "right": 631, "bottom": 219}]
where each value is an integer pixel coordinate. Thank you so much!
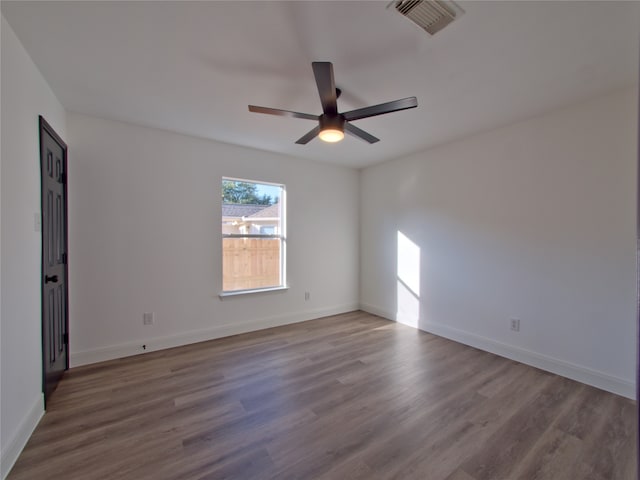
[{"left": 248, "top": 62, "right": 418, "bottom": 144}]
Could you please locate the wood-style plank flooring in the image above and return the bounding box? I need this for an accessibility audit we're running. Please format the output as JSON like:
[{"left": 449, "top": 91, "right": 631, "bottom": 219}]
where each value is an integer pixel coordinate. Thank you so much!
[{"left": 8, "top": 311, "right": 637, "bottom": 479}]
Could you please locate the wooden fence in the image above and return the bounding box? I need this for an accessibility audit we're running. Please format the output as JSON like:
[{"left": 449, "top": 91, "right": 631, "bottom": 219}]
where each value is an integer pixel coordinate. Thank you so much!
[{"left": 222, "top": 238, "right": 281, "bottom": 291}]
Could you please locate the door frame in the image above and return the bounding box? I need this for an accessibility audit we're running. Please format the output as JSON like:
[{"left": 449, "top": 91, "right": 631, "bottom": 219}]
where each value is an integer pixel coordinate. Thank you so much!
[{"left": 39, "top": 115, "right": 69, "bottom": 406}]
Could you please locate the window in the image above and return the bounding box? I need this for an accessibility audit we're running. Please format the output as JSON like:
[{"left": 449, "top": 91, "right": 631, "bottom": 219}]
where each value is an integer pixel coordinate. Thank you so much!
[{"left": 221, "top": 178, "right": 286, "bottom": 294}]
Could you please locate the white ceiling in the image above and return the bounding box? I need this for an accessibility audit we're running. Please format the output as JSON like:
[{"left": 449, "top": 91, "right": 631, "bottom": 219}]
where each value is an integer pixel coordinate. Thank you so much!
[{"left": 2, "top": 1, "right": 639, "bottom": 168}]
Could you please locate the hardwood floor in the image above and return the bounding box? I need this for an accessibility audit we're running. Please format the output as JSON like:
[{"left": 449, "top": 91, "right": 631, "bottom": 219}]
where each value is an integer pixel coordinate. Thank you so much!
[{"left": 8, "top": 311, "right": 637, "bottom": 479}]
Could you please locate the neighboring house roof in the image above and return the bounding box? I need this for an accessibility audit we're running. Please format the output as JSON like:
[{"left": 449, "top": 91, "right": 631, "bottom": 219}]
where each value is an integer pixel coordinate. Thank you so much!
[
  {"left": 247, "top": 204, "right": 279, "bottom": 218},
  {"left": 222, "top": 204, "right": 268, "bottom": 218}
]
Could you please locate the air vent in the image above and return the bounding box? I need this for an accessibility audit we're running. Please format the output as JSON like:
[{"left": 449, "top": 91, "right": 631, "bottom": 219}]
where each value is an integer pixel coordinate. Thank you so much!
[{"left": 389, "top": 0, "right": 464, "bottom": 36}]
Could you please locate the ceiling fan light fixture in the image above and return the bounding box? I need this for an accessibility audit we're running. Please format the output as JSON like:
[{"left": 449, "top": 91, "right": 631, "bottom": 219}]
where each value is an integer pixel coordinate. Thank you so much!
[
  {"left": 319, "top": 128, "right": 344, "bottom": 143},
  {"left": 318, "top": 114, "right": 345, "bottom": 143}
]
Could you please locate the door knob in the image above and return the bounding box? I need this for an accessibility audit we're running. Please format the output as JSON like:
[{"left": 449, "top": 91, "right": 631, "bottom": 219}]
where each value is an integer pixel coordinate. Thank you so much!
[{"left": 45, "top": 275, "right": 58, "bottom": 283}]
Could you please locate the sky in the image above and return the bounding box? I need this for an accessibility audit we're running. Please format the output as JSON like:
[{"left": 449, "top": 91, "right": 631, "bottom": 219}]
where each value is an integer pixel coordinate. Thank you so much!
[{"left": 255, "top": 183, "right": 282, "bottom": 202}]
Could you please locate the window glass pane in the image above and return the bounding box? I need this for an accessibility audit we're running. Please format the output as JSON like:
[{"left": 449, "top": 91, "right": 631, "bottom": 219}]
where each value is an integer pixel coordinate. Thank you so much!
[
  {"left": 222, "top": 180, "right": 281, "bottom": 235},
  {"left": 222, "top": 237, "right": 281, "bottom": 291},
  {"left": 222, "top": 178, "right": 285, "bottom": 292}
]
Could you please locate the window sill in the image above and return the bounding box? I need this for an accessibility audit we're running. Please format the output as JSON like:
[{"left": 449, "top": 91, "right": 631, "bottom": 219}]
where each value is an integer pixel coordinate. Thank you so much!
[{"left": 219, "top": 286, "right": 289, "bottom": 298}]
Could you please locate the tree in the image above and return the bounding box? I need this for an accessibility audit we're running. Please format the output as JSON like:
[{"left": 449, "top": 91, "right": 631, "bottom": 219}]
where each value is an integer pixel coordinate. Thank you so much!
[{"left": 222, "top": 181, "right": 273, "bottom": 205}]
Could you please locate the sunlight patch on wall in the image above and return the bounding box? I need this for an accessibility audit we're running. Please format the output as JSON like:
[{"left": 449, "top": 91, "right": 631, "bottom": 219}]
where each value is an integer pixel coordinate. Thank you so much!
[{"left": 397, "top": 231, "right": 420, "bottom": 328}]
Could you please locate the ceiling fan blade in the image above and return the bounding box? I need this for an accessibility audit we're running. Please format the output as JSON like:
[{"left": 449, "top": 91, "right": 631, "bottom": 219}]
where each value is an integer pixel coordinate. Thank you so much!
[
  {"left": 295, "top": 125, "right": 321, "bottom": 144},
  {"left": 312, "top": 62, "right": 338, "bottom": 116},
  {"left": 249, "top": 105, "right": 318, "bottom": 121},
  {"left": 342, "top": 97, "right": 418, "bottom": 122},
  {"left": 344, "top": 122, "right": 379, "bottom": 144}
]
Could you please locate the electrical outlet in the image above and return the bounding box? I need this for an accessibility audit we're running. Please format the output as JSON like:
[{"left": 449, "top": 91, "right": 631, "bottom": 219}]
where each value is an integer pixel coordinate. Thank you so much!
[
  {"left": 304, "top": 291, "right": 310, "bottom": 301},
  {"left": 510, "top": 318, "right": 520, "bottom": 332},
  {"left": 143, "top": 312, "right": 154, "bottom": 325}
]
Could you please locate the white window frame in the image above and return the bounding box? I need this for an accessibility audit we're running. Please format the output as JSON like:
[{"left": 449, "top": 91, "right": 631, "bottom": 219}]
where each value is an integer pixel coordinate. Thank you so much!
[{"left": 220, "top": 177, "right": 287, "bottom": 297}]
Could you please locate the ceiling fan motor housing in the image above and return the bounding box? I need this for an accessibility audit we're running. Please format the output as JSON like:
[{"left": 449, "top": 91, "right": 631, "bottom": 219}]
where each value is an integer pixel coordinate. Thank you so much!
[{"left": 319, "top": 114, "right": 345, "bottom": 132}]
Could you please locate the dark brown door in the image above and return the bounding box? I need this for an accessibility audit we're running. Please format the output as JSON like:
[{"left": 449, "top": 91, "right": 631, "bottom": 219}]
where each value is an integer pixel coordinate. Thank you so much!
[{"left": 40, "top": 116, "right": 69, "bottom": 405}]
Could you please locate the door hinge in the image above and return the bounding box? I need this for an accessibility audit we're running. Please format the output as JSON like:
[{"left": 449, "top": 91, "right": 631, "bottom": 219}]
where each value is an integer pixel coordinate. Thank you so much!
[
  {"left": 63, "top": 332, "right": 69, "bottom": 345},
  {"left": 62, "top": 253, "right": 68, "bottom": 264},
  {"left": 60, "top": 172, "right": 67, "bottom": 184}
]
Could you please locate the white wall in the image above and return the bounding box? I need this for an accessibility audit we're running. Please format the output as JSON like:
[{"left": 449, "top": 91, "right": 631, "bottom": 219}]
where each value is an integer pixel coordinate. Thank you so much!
[
  {"left": 360, "top": 87, "right": 638, "bottom": 398},
  {"left": 66, "top": 113, "right": 359, "bottom": 365},
  {"left": 1, "top": 15, "right": 67, "bottom": 478}
]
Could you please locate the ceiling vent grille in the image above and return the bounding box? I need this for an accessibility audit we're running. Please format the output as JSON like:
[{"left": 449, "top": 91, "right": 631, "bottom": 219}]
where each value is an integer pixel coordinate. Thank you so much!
[{"left": 389, "top": 0, "right": 464, "bottom": 36}]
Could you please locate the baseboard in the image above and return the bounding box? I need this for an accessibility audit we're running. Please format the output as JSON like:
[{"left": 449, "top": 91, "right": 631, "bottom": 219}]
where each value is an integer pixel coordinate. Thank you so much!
[
  {"left": 359, "top": 302, "right": 394, "bottom": 321},
  {"left": 360, "top": 303, "right": 636, "bottom": 400},
  {"left": 1, "top": 394, "right": 44, "bottom": 480},
  {"left": 71, "top": 304, "right": 359, "bottom": 367}
]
